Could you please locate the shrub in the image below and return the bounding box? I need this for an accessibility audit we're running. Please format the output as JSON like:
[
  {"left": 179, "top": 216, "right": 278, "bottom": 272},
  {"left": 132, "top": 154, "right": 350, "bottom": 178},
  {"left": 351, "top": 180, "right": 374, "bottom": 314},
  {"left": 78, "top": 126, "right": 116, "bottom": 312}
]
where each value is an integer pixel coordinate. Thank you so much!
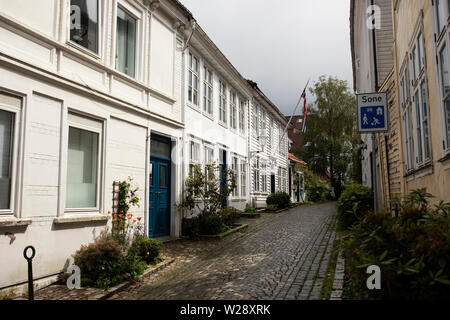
[
  {"left": 266, "top": 192, "right": 291, "bottom": 209},
  {"left": 73, "top": 233, "right": 146, "bottom": 289},
  {"left": 245, "top": 204, "right": 256, "bottom": 213},
  {"left": 343, "top": 189, "right": 450, "bottom": 300},
  {"left": 130, "top": 237, "right": 163, "bottom": 264},
  {"left": 336, "top": 184, "right": 373, "bottom": 230},
  {"left": 304, "top": 169, "right": 329, "bottom": 203},
  {"left": 198, "top": 214, "right": 225, "bottom": 235},
  {"left": 219, "top": 207, "right": 242, "bottom": 226},
  {"left": 182, "top": 214, "right": 226, "bottom": 237}
]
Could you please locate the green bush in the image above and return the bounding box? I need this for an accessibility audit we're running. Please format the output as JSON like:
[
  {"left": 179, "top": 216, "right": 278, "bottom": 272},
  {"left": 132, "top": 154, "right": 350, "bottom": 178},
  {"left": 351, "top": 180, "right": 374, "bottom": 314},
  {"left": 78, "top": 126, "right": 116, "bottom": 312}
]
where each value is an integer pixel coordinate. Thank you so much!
[
  {"left": 343, "top": 189, "right": 450, "bottom": 300},
  {"left": 129, "top": 237, "right": 163, "bottom": 264},
  {"left": 266, "top": 192, "right": 291, "bottom": 209},
  {"left": 219, "top": 207, "right": 242, "bottom": 226},
  {"left": 182, "top": 214, "right": 226, "bottom": 237},
  {"left": 305, "top": 178, "right": 329, "bottom": 202},
  {"left": 198, "top": 214, "right": 225, "bottom": 235},
  {"left": 336, "top": 184, "right": 373, "bottom": 230},
  {"left": 73, "top": 233, "right": 146, "bottom": 289},
  {"left": 245, "top": 204, "right": 256, "bottom": 213}
]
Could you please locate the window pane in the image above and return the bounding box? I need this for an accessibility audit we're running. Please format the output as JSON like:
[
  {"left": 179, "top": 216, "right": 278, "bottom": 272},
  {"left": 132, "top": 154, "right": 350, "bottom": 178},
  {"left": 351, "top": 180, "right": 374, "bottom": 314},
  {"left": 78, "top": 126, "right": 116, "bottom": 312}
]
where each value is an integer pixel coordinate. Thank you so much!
[
  {"left": 415, "top": 92, "right": 423, "bottom": 163},
  {"left": 418, "top": 33, "right": 424, "bottom": 70},
  {"left": 446, "top": 99, "right": 450, "bottom": 148},
  {"left": 116, "top": 7, "right": 136, "bottom": 77},
  {"left": 0, "top": 110, "right": 13, "bottom": 210},
  {"left": 151, "top": 139, "right": 171, "bottom": 158},
  {"left": 421, "top": 83, "right": 430, "bottom": 159},
  {"left": 437, "top": 0, "right": 446, "bottom": 33},
  {"left": 160, "top": 165, "right": 167, "bottom": 188},
  {"left": 70, "top": 0, "right": 98, "bottom": 53},
  {"left": 440, "top": 46, "right": 449, "bottom": 95},
  {"left": 66, "top": 127, "right": 99, "bottom": 208}
]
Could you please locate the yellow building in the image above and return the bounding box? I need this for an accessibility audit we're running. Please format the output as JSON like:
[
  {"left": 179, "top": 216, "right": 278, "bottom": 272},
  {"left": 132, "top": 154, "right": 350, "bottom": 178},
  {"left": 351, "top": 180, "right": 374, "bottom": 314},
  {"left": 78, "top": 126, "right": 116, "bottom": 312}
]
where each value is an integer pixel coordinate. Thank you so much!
[{"left": 351, "top": 0, "right": 450, "bottom": 208}]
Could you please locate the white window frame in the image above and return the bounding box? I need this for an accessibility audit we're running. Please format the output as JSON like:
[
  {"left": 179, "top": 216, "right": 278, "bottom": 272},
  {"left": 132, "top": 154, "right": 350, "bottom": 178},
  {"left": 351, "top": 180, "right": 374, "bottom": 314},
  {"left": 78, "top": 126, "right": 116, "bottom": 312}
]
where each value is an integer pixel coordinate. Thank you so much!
[
  {"left": 0, "top": 96, "right": 22, "bottom": 216},
  {"left": 189, "top": 140, "right": 201, "bottom": 175},
  {"left": 240, "top": 159, "right": 247, "bottom": 198},
  {"left": 253, "top": 157, "right": 260, "bottom": 192},
  {"left": 433, "top": 0, "right": 450, "bottom": 154},
  {"left": 114, "top": 2, "right": 141, "bottom": 79},
  {"left": 188, "top": 53, "right": 200, "bottom": 107},
  {"left": 230, "top": 91, "right": 237, "bottom": 130},
  {"left": 67, "top": 0, "right": 101, "bottom": 57},
  {"left": 219, "top": 81, "right": 227, "bottom": 124},
  {"left": 261, "top": 161, "right": 268, "bottom": 194},
  {"left": 65, "top": 112, "right": 103, "bottom": 213},
  {"left": 400, "top": 60, "right": 415, "bottom": 172},
  {"left": 231, "top": 156, "right": 239, "bottom": 198},
  {"left": 203, "top": 66, "right": 213, "bottom": 115},
  {"left": 239, "top": 99, "right": 246, "bottom": 134},
  {"left": 409, "top": 23, "right": 431, "bottom": 166}
]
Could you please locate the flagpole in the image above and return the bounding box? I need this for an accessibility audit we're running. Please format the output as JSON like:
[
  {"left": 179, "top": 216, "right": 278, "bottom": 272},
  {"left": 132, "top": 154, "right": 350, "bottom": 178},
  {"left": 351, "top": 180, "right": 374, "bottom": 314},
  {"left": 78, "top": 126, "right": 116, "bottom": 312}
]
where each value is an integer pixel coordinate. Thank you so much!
[{"left": 279, "top": 79, "right": 310, "bottom": 148}]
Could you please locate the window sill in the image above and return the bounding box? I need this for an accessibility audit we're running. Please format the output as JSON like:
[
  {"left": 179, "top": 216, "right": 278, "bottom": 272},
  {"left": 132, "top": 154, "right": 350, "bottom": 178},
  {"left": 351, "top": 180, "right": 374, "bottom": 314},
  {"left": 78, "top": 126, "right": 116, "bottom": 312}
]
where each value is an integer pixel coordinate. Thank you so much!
[
  {"left": 438, "top": 152, "right": 450, "bottom": 163},
  {"left": 219, "top": 121, "right": 228, "bottom": 129},
  {"left": 202, "top": 111, "right": 214, "bottom": 121},
  {"left": 66, "top": 41, "right": 101, "bottom": 60},
  {"left": 53, "top": 214, "right": 109, "bottom": 225},
  {"left": 0, "top": 217, "right": 32, "bottom": 228},
  {"left": 404, "top": 161, "right": 433, "bottom": 180},
  {"left": 187, "top": 103, "right": 201, "bottom": 113}
]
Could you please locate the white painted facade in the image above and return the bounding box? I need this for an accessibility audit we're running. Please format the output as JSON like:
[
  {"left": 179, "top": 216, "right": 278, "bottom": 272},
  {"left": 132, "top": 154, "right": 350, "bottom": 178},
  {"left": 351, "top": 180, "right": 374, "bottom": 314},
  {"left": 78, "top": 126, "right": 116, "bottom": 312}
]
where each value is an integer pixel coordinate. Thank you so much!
[
  {"left": 248, "top": 82, "right": 289, "bottom": 208},
  {"left": 0, "top": 0, "right": 190, "bottom": 290},
  {"left": 182, "top": 25, "right": 253, "bottom": 212},
  {"left": 0, "top": 0, "right": 291, "bottom": 291}
]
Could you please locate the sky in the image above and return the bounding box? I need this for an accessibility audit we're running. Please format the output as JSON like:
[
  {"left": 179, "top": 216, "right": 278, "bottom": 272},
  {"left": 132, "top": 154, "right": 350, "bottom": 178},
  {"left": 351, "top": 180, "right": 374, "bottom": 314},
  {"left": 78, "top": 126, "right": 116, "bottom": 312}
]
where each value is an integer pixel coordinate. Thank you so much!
[{"left": 179, "top": 0, "right": 353, "bottom": 116}]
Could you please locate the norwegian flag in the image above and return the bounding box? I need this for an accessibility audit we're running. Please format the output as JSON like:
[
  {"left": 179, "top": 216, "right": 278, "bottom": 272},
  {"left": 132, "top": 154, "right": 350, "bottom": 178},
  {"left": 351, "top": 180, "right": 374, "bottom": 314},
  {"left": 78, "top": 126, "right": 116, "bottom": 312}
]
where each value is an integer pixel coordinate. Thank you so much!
[{"left": 301, "top": 89, "right": 307, "bottom": 133}]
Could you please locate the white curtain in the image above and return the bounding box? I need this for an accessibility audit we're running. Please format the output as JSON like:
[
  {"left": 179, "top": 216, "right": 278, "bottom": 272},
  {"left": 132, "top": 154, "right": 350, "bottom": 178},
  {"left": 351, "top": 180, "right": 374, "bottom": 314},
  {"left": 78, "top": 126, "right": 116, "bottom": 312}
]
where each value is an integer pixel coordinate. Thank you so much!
[
  {"left": 66, "top": 127, "right": 98, "bottom": 209},
  {"left": 0, "top": 110, "right": 13, "bottom": 210}
]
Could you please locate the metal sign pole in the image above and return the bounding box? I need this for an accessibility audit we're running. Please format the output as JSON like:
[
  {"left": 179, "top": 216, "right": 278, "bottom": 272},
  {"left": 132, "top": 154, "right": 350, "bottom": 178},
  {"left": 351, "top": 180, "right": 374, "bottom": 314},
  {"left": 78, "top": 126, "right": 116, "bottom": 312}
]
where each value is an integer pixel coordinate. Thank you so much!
[{"left": 372, "top": 133, "right": 377, "bottom": 213}]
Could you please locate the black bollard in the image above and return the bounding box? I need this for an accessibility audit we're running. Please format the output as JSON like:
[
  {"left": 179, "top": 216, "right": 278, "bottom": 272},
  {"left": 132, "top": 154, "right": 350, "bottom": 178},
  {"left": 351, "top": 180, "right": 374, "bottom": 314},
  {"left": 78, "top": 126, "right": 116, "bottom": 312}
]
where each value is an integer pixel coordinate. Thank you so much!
[{"left": 23, "top": 246, "right": 36, "bottom": 301}]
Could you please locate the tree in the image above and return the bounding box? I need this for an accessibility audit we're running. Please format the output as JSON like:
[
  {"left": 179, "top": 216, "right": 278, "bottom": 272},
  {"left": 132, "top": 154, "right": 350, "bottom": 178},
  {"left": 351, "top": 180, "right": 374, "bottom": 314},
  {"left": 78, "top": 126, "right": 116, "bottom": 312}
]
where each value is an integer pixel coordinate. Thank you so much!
[
  {"left": 179, "top": 164, "right": 236, "bottom": 217},
  {"left": 294, "top": 76, "right": 360, "bottom": 198}
]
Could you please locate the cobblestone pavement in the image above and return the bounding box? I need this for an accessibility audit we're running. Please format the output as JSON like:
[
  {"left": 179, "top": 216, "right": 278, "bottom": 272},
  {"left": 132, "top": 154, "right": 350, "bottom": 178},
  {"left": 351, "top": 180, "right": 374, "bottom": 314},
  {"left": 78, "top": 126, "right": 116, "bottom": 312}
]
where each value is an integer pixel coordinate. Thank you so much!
[{"left": 110, "top": 202, "right": 337, "bottom": 300}]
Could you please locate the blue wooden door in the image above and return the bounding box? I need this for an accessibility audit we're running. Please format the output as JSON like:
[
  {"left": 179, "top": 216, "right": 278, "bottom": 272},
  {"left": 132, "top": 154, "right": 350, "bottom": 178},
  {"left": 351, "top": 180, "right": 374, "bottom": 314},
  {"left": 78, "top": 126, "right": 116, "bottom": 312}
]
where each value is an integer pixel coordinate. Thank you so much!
[{"left": 149, "top": 157, "right": 171, "bottom": 237}]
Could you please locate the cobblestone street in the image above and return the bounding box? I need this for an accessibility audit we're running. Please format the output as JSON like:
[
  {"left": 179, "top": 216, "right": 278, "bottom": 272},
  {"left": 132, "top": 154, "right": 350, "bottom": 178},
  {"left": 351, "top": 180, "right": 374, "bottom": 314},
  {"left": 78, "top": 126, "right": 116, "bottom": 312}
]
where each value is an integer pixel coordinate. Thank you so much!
[{"left": 109, "top": 202, "right": 337, "bottom": 301}]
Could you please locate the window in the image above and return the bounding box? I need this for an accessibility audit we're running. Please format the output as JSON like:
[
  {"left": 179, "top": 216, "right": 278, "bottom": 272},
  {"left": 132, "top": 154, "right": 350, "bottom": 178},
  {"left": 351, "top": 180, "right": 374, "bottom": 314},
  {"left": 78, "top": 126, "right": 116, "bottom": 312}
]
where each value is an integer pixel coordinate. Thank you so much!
[
  {"left": 410, "top": 28, "right": 431, "bottom": 166},
  {"left": 261, "top": 110, "right": 267, "bottom": 139},
  {"left": 232, "top": 157, "right": 239, "bottom": 197},
  {"left": 0, "top": 110, "right": 14, "bottom": 210},
  {"left": 188, "top": 53, "right": 200, "bottom": 106},
  {"left": 204, "top": 146, "right": 214, "bottom": 187},
  {"left": 203, "top": 67, "right": 213, "bottom": 114},
  {"left": 116, "top": 7, "right": 136, "bottom": 78},
  {"left": 219, "top": 81, "right": 227, "bottom": 123},
  {"left": 241, "top": 161, "right": 246, "bottom": 197},
  {"left": 436, "top": 0, "right": 446, "bottom": 35},
  {"left": 277, "top": 167, "right": 282, "bottom": 191},
  {"left": 400, "top": 64, "right": 414, "bottom": 171},
  {"left": 261, "top": 161, "right": 267, "bottom": 193},
  {"left": 253, "top": 158, "right": 260, "bottom": 192},
  {"left": 439, "top": 44, "right": 450, "bottom": 150},
  {"left": 252, "top": 105, "right": 259, "bottom": 138},
  {"left": 70, "top": 0, "right": 99, "bottom": 53},
  {"left": 66, "top": 114, "right": 102, "bottom": 210},
  {"left": 239, "top": 100, "right": 246, "bottom": 134},
  {"left": 230, "top": 92, "right": 237, "bottom": 130},
  {"left": 189, "top": 141, "right": 201, "bottom": 176}
]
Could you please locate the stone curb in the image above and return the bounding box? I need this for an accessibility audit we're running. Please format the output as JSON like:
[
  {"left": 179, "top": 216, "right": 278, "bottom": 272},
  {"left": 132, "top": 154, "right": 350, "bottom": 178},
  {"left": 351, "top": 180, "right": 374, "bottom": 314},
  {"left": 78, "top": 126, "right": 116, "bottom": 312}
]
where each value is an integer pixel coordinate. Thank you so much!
[
  {"left": 199, "top": 224, "right": 249, "bottom": 240},
  {"left": 93, "top": 258, "right": 176, "bottom": 300},
  {"left": 330, "top": 248, "right": 345, "bottom": 301},
  {"left": 240, "top": 213, "right": 261, "bottom": 219}
]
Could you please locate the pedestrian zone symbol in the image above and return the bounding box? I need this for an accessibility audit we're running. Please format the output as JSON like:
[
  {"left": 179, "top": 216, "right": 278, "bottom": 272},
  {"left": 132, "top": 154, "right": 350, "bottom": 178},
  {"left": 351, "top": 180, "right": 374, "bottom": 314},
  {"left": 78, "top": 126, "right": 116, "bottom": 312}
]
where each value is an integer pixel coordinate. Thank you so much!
[
  {"left": 357, "top": 92, "right": 388, "bottom": 133},
  {"left": 360, "top": 106, "right": 385, "bottom": 130}
]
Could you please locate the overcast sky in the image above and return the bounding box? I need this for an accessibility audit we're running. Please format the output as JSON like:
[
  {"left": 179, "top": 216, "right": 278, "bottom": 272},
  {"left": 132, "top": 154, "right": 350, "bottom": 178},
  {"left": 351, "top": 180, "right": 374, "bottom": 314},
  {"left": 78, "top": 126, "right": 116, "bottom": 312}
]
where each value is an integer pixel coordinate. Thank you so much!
[{"left": 180, "top": 0, "right": 353, "bottom": 116}]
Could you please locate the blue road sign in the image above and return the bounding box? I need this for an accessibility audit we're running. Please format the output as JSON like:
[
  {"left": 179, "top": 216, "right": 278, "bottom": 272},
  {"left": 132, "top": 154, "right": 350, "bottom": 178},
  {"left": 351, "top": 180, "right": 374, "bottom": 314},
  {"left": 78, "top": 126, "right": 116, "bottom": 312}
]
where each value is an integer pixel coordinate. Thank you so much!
[{"left": 357, "top": 93, "right": 388, "bottom": 133}]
